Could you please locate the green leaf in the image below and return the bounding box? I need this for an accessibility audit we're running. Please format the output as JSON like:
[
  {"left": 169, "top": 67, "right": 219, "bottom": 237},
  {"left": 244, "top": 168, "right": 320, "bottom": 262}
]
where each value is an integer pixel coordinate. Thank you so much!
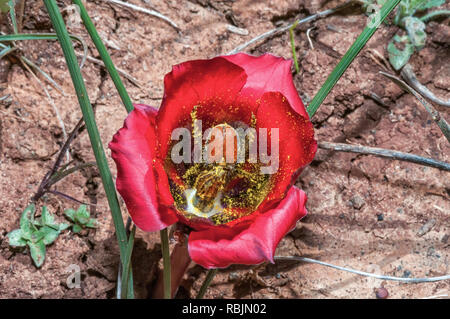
[
  {"left": 403, "top": 16, "right": 426, "bottom": 49},
  {"left": 28, "top": 240, "right": 46, "bottom": 268},
  {"left": 41, "top": 206, "right": 57, "bottom": 227},
  {"left": 59, "top": 223, "right": 70, "bottom": 231},
  {"left": 41, "top": 207, "right": 66, "bottom": 231},
  {"left": 19, "top": 204, "right": 35, "bottom": 240},
  {"left": 7, "top": 229, "right": 27, "bottom": 247},
  {"left": 72, "top": 224, "right": 82, "bottom": 234},
  {"left": 41, "top": 226, "right": 61, "bottom": 245},
  {"left": 75, "top": 205, "right": 90, "bottom": 225},
  {"left": 32, "top": 219, "right": 42, "bottom": 227},
  {"left": 85, "top": 218, "right": 98, "bottom": 229},
  {"left": 30, "top": 229, "right": 46, "bottom": 243},
  {"left": 64, "top": 209, "right": 76, "bottom": 222},
  {"left": 388, "top": 35, "right": 414, "bottom": 70},
  {"left": 412, "top": 0, "right": 445, "bottom": 11}
]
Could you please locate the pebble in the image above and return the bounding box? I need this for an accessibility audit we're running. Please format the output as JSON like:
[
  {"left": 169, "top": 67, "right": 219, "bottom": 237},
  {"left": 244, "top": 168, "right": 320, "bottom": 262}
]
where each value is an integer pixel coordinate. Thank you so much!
[
  {"left": 375, "top": 287, "right": 389, "bottom": 299},
  {"left": 417, "top": 219, "right": 436, "bottom": 237},
  {"left": 350, "top": 195, "right": 365, "bottom": 210}
]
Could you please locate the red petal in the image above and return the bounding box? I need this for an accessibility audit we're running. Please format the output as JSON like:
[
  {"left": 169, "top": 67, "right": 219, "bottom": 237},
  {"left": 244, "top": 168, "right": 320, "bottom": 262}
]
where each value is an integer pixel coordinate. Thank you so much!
[
  {"left": 256, "top": 92, "right": 317, "bottom": 212},
  {"left": 223, "top": 53, "right": 309, "bottom": 118},
  {"left": 109, "top": 105, "right": 178, "bottom": 232},
  {"left": 188, "top": 186, "right": 308, "bottom": 269},
  {"left": 156, "top": 57, "right": 247, "bottom": 159}
]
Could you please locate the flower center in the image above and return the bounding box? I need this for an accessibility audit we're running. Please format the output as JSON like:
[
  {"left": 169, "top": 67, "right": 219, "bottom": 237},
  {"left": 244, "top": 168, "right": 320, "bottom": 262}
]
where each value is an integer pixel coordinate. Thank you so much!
[{"left": 166, "top": 121, "right": 272, "bottom": 225}]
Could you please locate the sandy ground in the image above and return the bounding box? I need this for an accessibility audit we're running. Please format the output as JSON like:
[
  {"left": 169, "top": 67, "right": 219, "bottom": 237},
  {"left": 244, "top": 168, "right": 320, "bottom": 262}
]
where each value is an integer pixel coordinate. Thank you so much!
[{"left": 0, "top": 0, "right": 449, "bottom": 299}]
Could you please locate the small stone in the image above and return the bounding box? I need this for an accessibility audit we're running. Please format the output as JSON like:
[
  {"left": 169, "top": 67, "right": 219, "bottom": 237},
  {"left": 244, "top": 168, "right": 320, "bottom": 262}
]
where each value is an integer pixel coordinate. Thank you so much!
[
  {"left": 417, "top": 219, "right": 436, "bottom": 237},
  {"left": 375, "top": 287, "right": 389, "bottom": 299},
  {"left": 350, "top": 195, "right": 365, "bottom": 210}
]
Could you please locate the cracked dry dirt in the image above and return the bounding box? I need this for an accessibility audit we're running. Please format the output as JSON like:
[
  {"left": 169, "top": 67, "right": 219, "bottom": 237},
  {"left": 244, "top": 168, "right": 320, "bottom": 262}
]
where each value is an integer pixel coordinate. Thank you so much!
[{"left": 0, "top": 0, "right": 449, "bottom": 299}]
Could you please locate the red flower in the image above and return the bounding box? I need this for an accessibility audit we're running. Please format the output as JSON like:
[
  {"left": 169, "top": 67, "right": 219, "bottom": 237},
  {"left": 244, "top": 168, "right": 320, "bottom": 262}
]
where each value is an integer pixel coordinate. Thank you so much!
[{"left": 109, "top": 53, "right": 317, "bottom": 269}]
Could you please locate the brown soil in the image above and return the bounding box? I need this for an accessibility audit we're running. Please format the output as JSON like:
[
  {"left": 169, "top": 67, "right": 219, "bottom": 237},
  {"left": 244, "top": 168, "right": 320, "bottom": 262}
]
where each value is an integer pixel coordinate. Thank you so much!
[{"left": 0, "top": 0, "right": 449, "bottom": 299}]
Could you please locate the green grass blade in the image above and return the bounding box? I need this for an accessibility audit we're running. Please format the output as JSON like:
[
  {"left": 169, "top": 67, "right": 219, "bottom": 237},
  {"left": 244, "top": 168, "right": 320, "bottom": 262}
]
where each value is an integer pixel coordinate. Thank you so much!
[
  {"left": 0, "top": 45, "right": 16, "bottom": 59},
  {"left": 307, "top": 0, "right": 401, "bottom": 118},
  {"left": 0, "top": 33, "right": 88, "bottom": 68},
  {"left": 8, "top": 0, "right": 18, "bottom": 34},
  {"left": 120, "top": 225, "right": 135, "bottom": 299},
  {"left": 72, "top": 0, "right": 134, "bottom": 113},
  {"left": 43, "top": 0, "right": 129, "bottom": 277}
]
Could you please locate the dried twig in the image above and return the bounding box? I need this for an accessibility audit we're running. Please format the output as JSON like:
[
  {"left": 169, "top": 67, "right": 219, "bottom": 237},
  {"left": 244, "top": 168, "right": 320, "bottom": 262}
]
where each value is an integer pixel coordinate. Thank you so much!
[
  {"left": 105, "top": 0, "right": 179, "bottom": 31},
  {"left": 380, "top": 70, "right": 450, "bottom": 143},
  {"left": 227, "top": 0, "right": 356, "bottom": 54},
  {"left": 306, "top": 27, "right": 315, "bottom": 50},
  {"left": 275, "top": 256, "right": 450, "bottom": 283},
  {"left": 318, "top": 141, "right": 450, "bottom": 171},
  {"left": 401, "top": 64, "right": 450, "bottom": 107}
]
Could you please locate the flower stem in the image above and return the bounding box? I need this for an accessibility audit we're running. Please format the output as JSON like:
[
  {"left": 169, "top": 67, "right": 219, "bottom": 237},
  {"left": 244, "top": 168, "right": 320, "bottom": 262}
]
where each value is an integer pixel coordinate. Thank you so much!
[
  {"left": 196, "top": 269, "right": 218, "bottom": 299},
  {"left": 152, "top": 239, "right": 191, "bottom": 298},
  {"left": 160, "top": 228, "right": 171, "bottom": 299}
]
